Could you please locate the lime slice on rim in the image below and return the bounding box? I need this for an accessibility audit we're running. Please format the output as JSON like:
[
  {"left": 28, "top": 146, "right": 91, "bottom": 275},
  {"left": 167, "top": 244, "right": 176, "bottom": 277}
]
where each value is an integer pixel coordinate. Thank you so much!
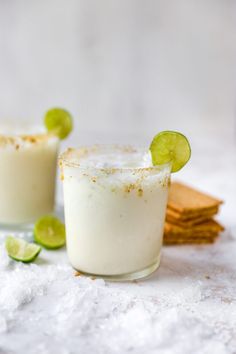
[
  {"left": 5, "top": 236, "right": 41, "bottom": 263},
  {"left": 149, "top": 131, "right": 191, "bottom": 172},
  {"left": 44, "top": 108, "right": 73, "bottom": 140},
  {"left": 34, "top": 216, "right": 66, "bottom": 249}
]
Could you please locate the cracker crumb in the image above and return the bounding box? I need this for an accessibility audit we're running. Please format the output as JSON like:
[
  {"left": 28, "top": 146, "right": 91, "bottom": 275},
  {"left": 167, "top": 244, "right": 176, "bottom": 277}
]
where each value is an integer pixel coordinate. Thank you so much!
[
  {"left": 74, "top": 271, "right": 82, "bottom": 277},
  {"left": 137, "top": 188, "right": 143, "bottom": 197},
  {"left": 124, "top": 184, "right": 136, "bottom": 194}
]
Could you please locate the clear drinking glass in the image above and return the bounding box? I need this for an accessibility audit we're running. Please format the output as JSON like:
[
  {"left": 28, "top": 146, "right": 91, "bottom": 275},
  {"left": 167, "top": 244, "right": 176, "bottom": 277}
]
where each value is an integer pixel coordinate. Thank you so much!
[
  {"left": 59, "top": 145, "right": 171, "bottom": 281},
  {"left": 0, "top": 126, "right": 59, "bottom": 229}
]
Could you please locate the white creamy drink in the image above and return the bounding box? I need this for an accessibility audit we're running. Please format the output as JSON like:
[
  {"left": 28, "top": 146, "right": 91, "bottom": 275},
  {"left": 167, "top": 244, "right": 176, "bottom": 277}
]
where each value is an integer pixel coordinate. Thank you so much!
[
  {"left": 0, "top": 126, "right": 59, "bottom": 225},
  {"left": 60, "top": 145, "right": 171, "bottom": 280}
]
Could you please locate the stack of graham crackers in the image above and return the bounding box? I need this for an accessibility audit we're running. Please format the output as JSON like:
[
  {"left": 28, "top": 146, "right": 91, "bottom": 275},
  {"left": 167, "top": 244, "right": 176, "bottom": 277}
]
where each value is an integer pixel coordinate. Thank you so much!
[{"left": 164, "top": 182, "right": 224, "bottom": 245}]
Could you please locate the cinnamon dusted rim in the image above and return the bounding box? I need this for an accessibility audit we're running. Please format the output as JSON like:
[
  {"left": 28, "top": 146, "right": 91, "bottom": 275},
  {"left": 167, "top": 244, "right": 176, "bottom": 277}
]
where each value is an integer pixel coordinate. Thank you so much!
[{"left": 59, "top": 145, "right": 172, "bottom": 173}]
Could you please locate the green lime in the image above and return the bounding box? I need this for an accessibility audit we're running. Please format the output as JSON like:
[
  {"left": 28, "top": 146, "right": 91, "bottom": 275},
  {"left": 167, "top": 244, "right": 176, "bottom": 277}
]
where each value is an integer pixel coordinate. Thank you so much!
[
  {"left": 44, "top": 108, "right": 73, "bottom": 140},
  {"left": 149, "top": 131, "right": 191, "bottom": 172},
  {"left": 34, "top": 216, "right": 66, "bottom": 249},
  {"left": 5, "top": 236, "right": 41, "bottom": 263}
]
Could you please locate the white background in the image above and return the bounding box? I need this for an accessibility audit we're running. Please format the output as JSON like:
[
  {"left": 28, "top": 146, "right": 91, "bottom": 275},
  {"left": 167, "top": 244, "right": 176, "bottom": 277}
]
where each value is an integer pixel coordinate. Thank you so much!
[{"left": 0, "top": 0, "right": 236, "bottom": 146}]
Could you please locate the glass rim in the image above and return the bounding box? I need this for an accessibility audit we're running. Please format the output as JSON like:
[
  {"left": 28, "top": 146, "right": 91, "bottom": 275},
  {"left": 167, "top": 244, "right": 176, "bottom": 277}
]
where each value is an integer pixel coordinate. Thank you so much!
[
  {"left": 59, "top": 144, "right": 172, "bottom": 173},
  {"left": 0, "top": 131, "right": 58, "bottom": 147}
]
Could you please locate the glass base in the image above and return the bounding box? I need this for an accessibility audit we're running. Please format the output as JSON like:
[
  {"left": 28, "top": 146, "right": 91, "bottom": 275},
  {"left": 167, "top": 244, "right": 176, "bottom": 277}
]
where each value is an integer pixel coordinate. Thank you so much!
[
  {"left": 72, "top": 258, "right": 161, "bottom": 282},
  {"left": 0, "top": 223, "right": 34, "bottom": 243},
  {"left": 0, "top": 222, "right": 34, "bottom": 231},
  {"left": 0, "top": 204, "right": 64, "bottom": 242}
]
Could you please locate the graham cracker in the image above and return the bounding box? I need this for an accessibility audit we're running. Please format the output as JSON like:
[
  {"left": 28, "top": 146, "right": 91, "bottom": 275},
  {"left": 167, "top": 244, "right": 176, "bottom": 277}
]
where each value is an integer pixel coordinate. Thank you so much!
[
  {"left": 166, "top": 215, "right": 212, "bottom": 228},
  {"left": 166, "top": 206, "right": 219, "bottom": 222},
  {"left": 164, "top": 220, "right": 224, "bottom": 236},
  {"left": 164, "top": 233, "right": 218, "bottom": 245},
  {"left": 164, "top": 230, "right": 219, "bottom": 239},
  {"left": 168, "top": 182, "right": 223, "bottom": 215}
]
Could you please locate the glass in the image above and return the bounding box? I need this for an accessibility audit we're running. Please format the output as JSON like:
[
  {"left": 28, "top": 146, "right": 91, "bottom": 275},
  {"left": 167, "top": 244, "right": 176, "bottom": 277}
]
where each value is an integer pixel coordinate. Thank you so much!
[
  {"left": 0, "top": 125, "right": 59, "bottom": 229},
  {"left": 59, "top": 145, "right": 171, "bottom": 281}
]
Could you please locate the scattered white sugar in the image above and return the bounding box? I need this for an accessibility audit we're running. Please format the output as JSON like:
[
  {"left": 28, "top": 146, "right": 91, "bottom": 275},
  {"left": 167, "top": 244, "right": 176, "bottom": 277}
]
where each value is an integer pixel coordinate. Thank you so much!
[
  {"left": 0, "top": 315, "right": 7, "bottom": 334},
  {"left": 0, "top": 244, "right": 10, "bottom": 270},
  {"left": 0, "top": 263, "right": 48, "bottom": 311},
  {"left": 1, "top": 239, "right": 236, "bottom": 353}
]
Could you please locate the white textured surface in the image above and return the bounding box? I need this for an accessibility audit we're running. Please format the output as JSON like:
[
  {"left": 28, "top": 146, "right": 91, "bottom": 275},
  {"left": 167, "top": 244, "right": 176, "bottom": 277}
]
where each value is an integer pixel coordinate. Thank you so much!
[
  {"left": 0, "top": 139, "right": 236, "bottom": 354},
  {"left": 0, "top": 238, "right": 236, "bottom": 354}
]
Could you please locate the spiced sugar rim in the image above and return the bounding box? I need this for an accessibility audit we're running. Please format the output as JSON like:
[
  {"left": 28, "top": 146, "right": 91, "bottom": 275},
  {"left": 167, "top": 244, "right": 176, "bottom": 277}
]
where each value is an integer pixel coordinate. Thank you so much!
[{"left": 59, "top": 145, "right": 171, "bottom": 173}]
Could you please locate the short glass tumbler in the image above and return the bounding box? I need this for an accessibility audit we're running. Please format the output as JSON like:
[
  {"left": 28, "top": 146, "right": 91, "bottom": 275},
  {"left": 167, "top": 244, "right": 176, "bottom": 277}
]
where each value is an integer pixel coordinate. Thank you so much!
[
  {"left": 59, "top": 145, "right": 171, "bottom": 281},
  {"left": 0, "top": 128, "right": 59, "bottom": 227}
]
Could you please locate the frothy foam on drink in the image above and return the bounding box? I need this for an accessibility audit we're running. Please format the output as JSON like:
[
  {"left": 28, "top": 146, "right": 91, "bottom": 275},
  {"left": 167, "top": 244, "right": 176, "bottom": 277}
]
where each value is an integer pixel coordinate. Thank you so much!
[
  {"left": 0, "top": 124, "right": 58, "bottom": 150},
  {"left": 77, "top": 150, "right": 153, "bottom": 169},
  {"left": 60, "top": 146, "right": 171, "bottom": 188}
]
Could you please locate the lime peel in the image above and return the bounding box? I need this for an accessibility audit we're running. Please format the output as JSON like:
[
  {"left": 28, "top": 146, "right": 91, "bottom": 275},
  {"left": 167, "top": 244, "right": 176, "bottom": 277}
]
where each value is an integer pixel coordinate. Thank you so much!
[
  {"left": 34, "top": 215, "right": 66, "bottom": 249},
  {"left": 5, "top": 236, "right": 41, "bottom": 263},
  {"left": 149, "top": 131, "right": 191, "bottom": 173}
]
